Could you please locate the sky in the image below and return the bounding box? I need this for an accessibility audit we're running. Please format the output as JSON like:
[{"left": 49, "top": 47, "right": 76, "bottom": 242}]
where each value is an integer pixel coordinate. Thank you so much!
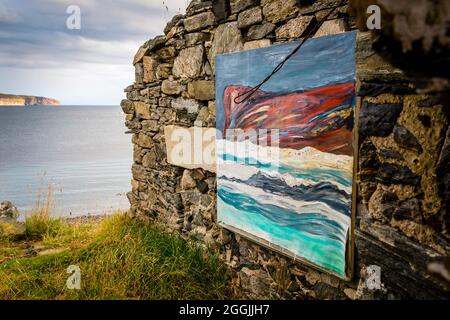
[{"left": 0, "top": 0, "right": 189, "bottom": 105}]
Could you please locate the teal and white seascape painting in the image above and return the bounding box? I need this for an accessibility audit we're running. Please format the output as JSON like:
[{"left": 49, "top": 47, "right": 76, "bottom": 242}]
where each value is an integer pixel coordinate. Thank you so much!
[{"left": 215, "top": 32, "right": 356, "bottom": 278}]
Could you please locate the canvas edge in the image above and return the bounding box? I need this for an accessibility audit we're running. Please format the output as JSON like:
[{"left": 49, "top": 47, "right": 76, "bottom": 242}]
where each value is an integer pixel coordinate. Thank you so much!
[
  {"left": 344, "top": 95, "right": 361, "bottom": 282},
  {"left": 214, "top": 32, "right": 359, "bottom": 282}
]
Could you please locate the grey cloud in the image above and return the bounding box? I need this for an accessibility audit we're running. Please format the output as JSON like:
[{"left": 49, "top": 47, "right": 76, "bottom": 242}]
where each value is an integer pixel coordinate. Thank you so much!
[{"left": 0, "top": 0, "right": 187, "bottom": 104}]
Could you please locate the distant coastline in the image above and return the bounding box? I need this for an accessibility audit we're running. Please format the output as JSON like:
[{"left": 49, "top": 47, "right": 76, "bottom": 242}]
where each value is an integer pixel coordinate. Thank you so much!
[{"left": 0, "top": 93, "right": 60, "bottom": 106}]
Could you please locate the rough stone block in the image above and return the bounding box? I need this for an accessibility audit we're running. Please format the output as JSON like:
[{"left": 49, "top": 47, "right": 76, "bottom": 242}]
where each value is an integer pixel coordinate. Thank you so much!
[
  {"left": 133, "top": 46, "right": 148, "bottom": 65},
  {"left": 187, "top": 80, "right": 215, "bottom": 100},
  {"left": 393, "top": 125, "right": 423, "bottom": 153},
  {"left": 209, "top": 22, "right": 243, "bottom": 70},
  {"left": 185, "top": 32, "right": 210, "bottom": 47},
  {"left": 184, "top": 11, "right": 216, "bottom": 32},
  {"left": 262, "top": 0, "right": 298, "bottom": 24},
  {"left": 135, "top": 63, "right": 144, "bottom": 84},
  {"left": 161, "top": 79, "right": 185, "bottom": 96},
  {"left": 172, "top": 97, "right": 202, "bottom": 114},
  {"left": 173, "top": 45, "right": 205, "bottom": 79},
  {"left": 275, "top": 16, "right": 315, "bottom": 39},
  {"left": 212, "top": 0, "right": 231, "bottom": 23},
  {"left": 230, "top": 0, "right": 258, "bottom": 14},
  {"left": 187, "top": 0, "right": 213, "bottom": 16},
  {"left": 246, "top": 23, "right": 276, "bottom": 40},
  {"left": 314, "top": 19, "right": 347, "bottom": 38},
  {"left": 134, "top": 101, "right": 151, "bottom": 120},
  {"left": 243, "top": 39, "right": 271, "bottom": 50},
  {"left": 120, "top": 99, "right": 134, "bottom": 114},
  {"left": 164, "top": 14, "right": 184, "bottom": 35},
  {"left": 143, "top": 56, "right": 158, "bottom": 83},
  {"left": 237, "top": 6, "right": 263, "bottom": 29},
  {"left": 359, "top": 102, "right": 403, "bottom": 138}
]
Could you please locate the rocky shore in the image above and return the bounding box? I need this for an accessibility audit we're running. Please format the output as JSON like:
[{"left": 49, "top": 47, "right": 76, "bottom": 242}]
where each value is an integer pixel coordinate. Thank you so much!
[{"left": 0, "top": 93, "right": 60, "bottom": 106}]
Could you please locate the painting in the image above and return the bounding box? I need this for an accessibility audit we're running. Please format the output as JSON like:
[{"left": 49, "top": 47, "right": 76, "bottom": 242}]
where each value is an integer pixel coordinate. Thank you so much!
[{"left": 215, "top": 32, "right": 357, "bottom": 279}]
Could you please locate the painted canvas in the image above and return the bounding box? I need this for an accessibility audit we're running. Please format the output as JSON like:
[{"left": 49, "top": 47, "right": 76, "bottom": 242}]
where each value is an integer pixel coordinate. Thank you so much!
[{"left": 215, "top": 32, "right": 356, "bottom": 278}]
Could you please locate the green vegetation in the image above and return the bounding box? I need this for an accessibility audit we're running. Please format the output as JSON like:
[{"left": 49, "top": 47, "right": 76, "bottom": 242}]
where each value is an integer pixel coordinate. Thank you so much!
[{"left": 0, "top": 214, "right": 230, "bottom": 300}]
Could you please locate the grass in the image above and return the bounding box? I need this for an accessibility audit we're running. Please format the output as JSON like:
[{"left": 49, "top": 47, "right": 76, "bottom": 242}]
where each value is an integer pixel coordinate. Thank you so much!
[{"left": 0, "top": 214, "right": 230, "bottom": 300}]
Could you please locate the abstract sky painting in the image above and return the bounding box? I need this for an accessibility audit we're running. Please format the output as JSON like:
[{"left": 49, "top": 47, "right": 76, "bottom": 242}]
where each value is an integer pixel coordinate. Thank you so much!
[{"left": 215, "top": 32, "right": 356, "bottom": 278}]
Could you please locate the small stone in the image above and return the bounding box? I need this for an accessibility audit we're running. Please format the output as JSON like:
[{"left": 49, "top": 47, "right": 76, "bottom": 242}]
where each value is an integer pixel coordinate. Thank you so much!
[
  {"left": 212, "top": 0, "right": 231, "bottom": 23},
  {"left": 187, "top": 80, "right": 215, "bottom": 100},
  {"left": 275, "top": 16, "right": 315, "bottom": 39},
  {"left": 184, "top": 11, "right": 216, "bottom": 32},
  {"left": 208, "top": 101, "right": 216, "bottom": 114},
  {"left": 185, "top": 32, "right": 210, "bottom": 47},
  {"left": 187, "top": 0, "right": 213, "bottom": 15},
  {"left": 164, "top": 14, "right": 184, "bottom": 35},
  {"left": 196, "top": 107, "right": 211, "bottom": 124},
  {"left": 161, "top": 79, "right": 184, "bottom": 96},
  {"left": 393, "top": 125, "right": 423, "bottom": 153},
  {"left": 237, "top": 6, "right": 262, "bottom": 29},
  {"left": 172, "top": 97, "right": 201, "bottom": 114},
  {"left": 143, "top": 56, "right": 158, "bottom": 83},
  {"left": 261, "top": 0, "right": 299, "bottom": 24},
  {"left": 141, "top": 120, "right": 159, "bottom": 132},
  {"left": 344, "top": 288, "right": 357, "bottom": 300},
  {"left": 210, "top": 22, "right": 244, "bottom": 70},
  {"left": 142, "top": 151, "right": 157, "bottom": 168},
  {"left": 173, "top": 45, "right": 205, "bottom": 79},
  {"left": 417, "top": 97, "right": 440, "bottom": 108},
  {"left": 134, "top": 102, "right": 151, "bottom": 120},
  {"left": 133, "top": 46, "right": 148, "bottom": 65},
  {"left": 230, "top": 0, "right": 258, "bottom": 14},
  {"left": 120, "top": 99, "right": 134, "bottom": 114},
  {"left": 180, "top": 190, "right": 202, "bottom": 205},
  {"left": 144, "top": 35, "right": 166, "bottom": 52},
  {"left": 378, "top": 148, "right": 404, "bottom": 161},
  {"left": 159, "top": 97, "right": 171, "bottom": 107},
  {"left": 314, "top": 19, "right": 347, "bottom": 38},
  {"left": 136, "top": 134, "right": 154, "bottom": 149},
  {"left": 191, "top": 169, "right": 205, "bottom": 180},
  {"left": 358, "top": 102, "right": 403, "bottom": 138},
  {"left": 0, "top": 201, "right": 19, "bottom": 219},
  {"left": 393, "top": 198, "right": 423, "bottom": 223},
  {"left": 0, "top": 218, "right": 25, "bottom": 237},
  {"left": 181, "top": 170, "right": 197, "bottom": 190},
  {"left": 155, "top": 46, "right": 177, "bottom": 62},
  {"left": 378, "top": 163, "right": 421, "bottom": 185},
  {"left": 239, "top": 267, "right": 271, "bottom": 295},
  {"left": 156, "top": 63, "right": 172, "bottom": 79},
  {"left": 196, "top": 180, "right": 209, "bottom": 193},
  {"left": 357, "top": 82, "right": 415, "bottom": 97},
  {"left": 135, "top": 63, "right": 144, "bottom": 84},
  {"left": 244, "top": 39, "right": 271, "bottom": 50},
  {"left": 246, "top": 23, "right": 276, "bottom": 40},
  {"left": 204, "top": 60, "right": 213, "bottom": 76}
]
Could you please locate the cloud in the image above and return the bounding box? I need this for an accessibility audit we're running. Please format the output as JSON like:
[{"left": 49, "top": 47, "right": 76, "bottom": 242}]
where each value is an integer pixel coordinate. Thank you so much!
[{"left": 0, "top": 0, "right": 188, "bottom": 104}]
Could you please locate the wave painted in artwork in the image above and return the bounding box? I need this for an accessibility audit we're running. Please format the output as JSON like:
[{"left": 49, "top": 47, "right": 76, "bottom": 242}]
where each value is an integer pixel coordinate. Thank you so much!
[{"left": 215, "top": 32, "right": 356, "bottom": 277}]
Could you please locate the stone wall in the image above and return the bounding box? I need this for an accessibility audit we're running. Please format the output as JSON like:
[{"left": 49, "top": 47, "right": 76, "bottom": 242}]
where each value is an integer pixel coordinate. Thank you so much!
[{"left": 121, "top": 0, "right": 450, "bottom": 299}]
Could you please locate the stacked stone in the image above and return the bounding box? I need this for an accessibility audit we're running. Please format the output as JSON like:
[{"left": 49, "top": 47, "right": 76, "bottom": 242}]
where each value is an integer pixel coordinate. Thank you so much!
[{"left": 121, "top": 0, "right": 449, "bottom": 300}]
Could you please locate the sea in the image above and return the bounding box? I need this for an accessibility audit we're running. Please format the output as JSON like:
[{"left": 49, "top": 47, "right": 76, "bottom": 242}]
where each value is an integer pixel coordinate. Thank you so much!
[{"left": 0, "top": 105, "right": 133, "bottom": 219}]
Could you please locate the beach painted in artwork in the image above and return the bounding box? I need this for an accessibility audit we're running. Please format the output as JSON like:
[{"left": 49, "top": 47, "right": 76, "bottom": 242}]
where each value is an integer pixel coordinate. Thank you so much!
[{"left": 215, "top": 32, "right": 356, "bottom": 277}]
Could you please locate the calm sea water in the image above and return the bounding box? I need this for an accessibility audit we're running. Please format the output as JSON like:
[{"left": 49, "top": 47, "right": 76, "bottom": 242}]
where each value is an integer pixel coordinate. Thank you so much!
[{"left": 0, "top": 105, "right": 132, "bottom": 219}]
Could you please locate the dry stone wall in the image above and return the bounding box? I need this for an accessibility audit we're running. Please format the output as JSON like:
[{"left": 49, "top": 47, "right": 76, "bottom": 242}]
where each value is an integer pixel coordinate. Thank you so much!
[{"left": 122, "top": 0, "right": 449, "bottom": 299}]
